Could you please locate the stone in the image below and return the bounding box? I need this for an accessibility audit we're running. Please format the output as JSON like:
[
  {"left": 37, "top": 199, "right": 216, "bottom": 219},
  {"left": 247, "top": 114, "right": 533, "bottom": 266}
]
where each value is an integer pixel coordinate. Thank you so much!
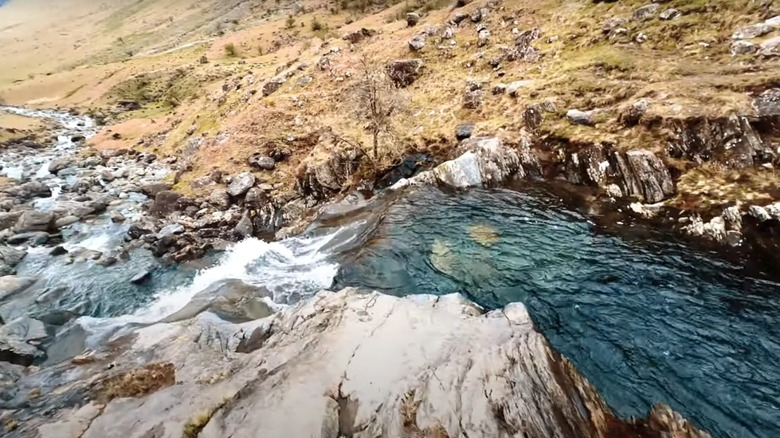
[
  {"left": 0, "top": 275, "right": 36, "bottom": 301},
  {"left": 409, "top": 34, "right": 426, "bottom": 51},
  {"left": 0, "top": 246, "right": 26, "bottom": 276},
  {"left": 22, "top": 289, "right": 710, "bottom": 438},
  {"left": 54, "top": 215, "right": 80, "bottom": 228},
  {"left": 227, "top": 172, "right": 256, "bottom": 197},
  {"left": 109, "top": 210, "right": 126, "bottom": 223},
  {"left": 506, "top": 80, "right": 533, "bottom": 97},
  {"left": 754, "top": 88, "right": 780, "bottom": 116},
  {"left": 492, "top": 83, "right": 507, "bottom": 94},
  {"left": 760, "top": 36, "right": 780, "bottom": 57},
  {"left": 633, "top": 4, "right": 660, "bottom": 21},
  {"left": 0, "top": 316, "right": 47, "bottom": 366},
  {"left": 199, "top": 55, "right": 208, "bottom": 64},
  {"left": 296, "top": 76, "right": 312, "bottom": 87},
  {"left": 50, "top": 246, "right": 68, "bottom": 256},
  {"left": 156, "top": 223, "right": 185, "bottom": 241},
  {"left": 48, "top": 157, "right": 73, "bottom": 174},
  {"left": 7, "top": 231, "right": 49, "bottom": 246},
  {"left": 150, "top": 190, "right": 183, "bottom": 217},
  {"left": 455, "top": 124, "right": 474, "bottom": 141},
  {"left": 406, "top": 12, "right": 420, "bottom": 27},
  {"left": 749, "top": 205, "right": 772, "bottom": 222},
  {"left": 386, "top": 59, "right": 424, "bottom": 87},
  {"left": 139, "top": 182, "right": 173, "bottom": 198},
  {"left": 342, "top": 28, "right": 377, "bottom": 44},
  {"left": 244, "top": 187, "right": 268, "bottom": 209},
  {"left": 297, "top": 140, "right": 364, "bottom": 201},
  {"left": 441, "top": 26, "right": 454, "bottom": 39},
  {"left": 733, "top": 23, "right": 776, "bottom": 40},
  {"left": 248, "top": 154, "right": 275, "bottom": 171},
  {"left": 451, "top": 12, "right": 469, "bottom": 25},
  {"left": 602, "top": 17, "right": 626, "bottom": 34},
  {"left": 618, "top": 99, "right": 649, "bottom": 126},
  {"left": 463, "top": 89, "right": 483, "bottom": 109},
  {"left": 3, "top": 181, "right": 52, "bottom": 201},
  {"left": 477, "top": 29, "right": 490, "bottom": 47},
  {"left": 659, "top": 8, "right": 680, "bottom": 20},
  {"left": 262, "top": 77, "right": 285, "bottom": 96},
  {"left": 566, "top": 109, "right": 594, "bottom": 126},
  {"left": 0, "top": 211, "right": 23, "bottom": 231},
  {"left": 162, "top": 279, "right": 273, "bottom": 323},
  {"left": 130, "top": 270, "right": 152, "bottom": 285},
  {"left": 208, "top": 189, "right": 231, "bottom": 210},
  {"left": 15, "top": 210, "right": 55, "bottom": 233},
  {"left": 234, "top": 212, "right": 254, "bottom": 238},
  {"left": 470, "top": 7, "right": 486, "bottom": 23},
  {"left": 731, "top": 40, "right": 758, "bottom": 56},
  {"left": 613, "top": 149, "right": 675, "bottom": 203}
]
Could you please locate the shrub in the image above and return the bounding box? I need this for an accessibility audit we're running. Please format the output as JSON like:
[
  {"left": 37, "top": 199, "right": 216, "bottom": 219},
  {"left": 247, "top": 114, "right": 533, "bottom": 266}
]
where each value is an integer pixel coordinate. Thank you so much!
[
  {"left": 223, "top": 43, "right": 238, "bottom": 57},
  {"left": 285, "top": 15, "right": 295, "bottom": 29},
  {"left": 311, "top": 17, "right": 325, "bottom": 31}
]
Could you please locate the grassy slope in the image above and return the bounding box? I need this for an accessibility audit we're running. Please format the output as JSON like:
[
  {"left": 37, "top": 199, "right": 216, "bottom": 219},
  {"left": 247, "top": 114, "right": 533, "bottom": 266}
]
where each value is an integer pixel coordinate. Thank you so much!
[{"left": 2, "top": 0, "right": 779, "bottom": 210}]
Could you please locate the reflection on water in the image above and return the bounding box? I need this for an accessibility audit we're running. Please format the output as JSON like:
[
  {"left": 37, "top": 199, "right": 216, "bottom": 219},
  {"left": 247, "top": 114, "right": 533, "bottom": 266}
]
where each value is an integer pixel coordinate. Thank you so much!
[{"left": 333, "top": 185, "right": 780, "bottom": 438}]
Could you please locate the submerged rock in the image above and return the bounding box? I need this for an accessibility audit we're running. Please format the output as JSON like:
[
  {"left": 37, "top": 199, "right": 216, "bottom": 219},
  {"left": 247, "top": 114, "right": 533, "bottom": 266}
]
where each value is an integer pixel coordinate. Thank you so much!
[{"left": 20, "top": 289, "right": 711, "bottom": 437}]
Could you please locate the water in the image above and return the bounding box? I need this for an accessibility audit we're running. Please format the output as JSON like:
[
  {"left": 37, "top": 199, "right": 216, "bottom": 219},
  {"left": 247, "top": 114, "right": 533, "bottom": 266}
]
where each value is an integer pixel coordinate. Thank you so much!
[{"left": 329, "top": 185, "right": 780, "bottom": 438}]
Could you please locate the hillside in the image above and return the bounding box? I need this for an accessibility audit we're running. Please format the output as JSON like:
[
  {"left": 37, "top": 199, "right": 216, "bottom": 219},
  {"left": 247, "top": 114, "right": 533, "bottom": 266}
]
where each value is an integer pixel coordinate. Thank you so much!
[{"left": 2, "top": 0, "right": 780, "bottom": 247}]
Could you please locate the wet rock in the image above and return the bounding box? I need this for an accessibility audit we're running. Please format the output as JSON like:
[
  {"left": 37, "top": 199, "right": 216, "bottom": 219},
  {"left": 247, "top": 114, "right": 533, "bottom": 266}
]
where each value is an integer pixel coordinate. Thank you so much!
[
  {"left": 455, "top": 124, "right": 475, "bottom": 140},
  {"left": 0, "top": 211, "right": 23, "bottom": 231},
  {"left": 566, "top": 109, "right": 594, "bottom": 126},
  {"left": 7, "top": 232, "right": 49, "bottom": 246},
  {"left": 409, "top": 34, "right": 426, "bottom": 51},
  {"left": 130, "top": 270, "right": 152, "bottom": 285},
  {"left": 659, "top": 8, "right": 680, "bottom": 20},
  {"left": 48, "top": 157, "right": 74, "bottom": 174},
  {"left": 150, "top": 190, "right": 182, "bottom": 217},
  {"left": 49, "top": 246, "right": 68, "bottom": 256},
  {"left": 248, "top": 154, "right": 275, "bottom": 171},
  {"left": 0, "top": 316, "right": 48, "bottom": 366},
  {"left": 0, "top": 275, "right": 36, "bottom": 301},
  {"left": 3, "top": 181, "right": 52, "bottom": 201},
  {"left": 208, "top": 189, "right": 231, "bottom": 210},
  {"left": 612, "top": 149, "right": 675, "bottom": 203},
  {"left": 406, "top": 12, "right": 420, "bottom": 27},
  {"left": 140, "top": 182, "right": 173, "bottom": 198},
  {"left": 15, "top": 211, "right": 55, "bottom": 233},
  {"left": 0, "top": 246, "right": 26, "bottom": 276},
  {"left": 386, "top": 59, "right": 424, "bottom": 87},
  {"left": 633, "top": 4, "right": 660, "bottom": 21},
  {"left": 463, "top": 89, "right": 483, "bottom": 109},
  {"left": 227, "top": 172, "right": 256, "bottom": 197},
  {"left": 234, "top": 212, "right": 254, "bottom": 238},
  {"left": 163, "top": 279, "right": 274, "bottom": 323},
  {"left": 54, "top": 215, "right": 80, "bottom": 229}
]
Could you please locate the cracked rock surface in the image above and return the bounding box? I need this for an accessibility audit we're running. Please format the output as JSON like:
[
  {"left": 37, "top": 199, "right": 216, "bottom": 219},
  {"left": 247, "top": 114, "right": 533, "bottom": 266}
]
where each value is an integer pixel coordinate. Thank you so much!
[{"left": 10, "top": 289, "right": 708, "bottom": 438}]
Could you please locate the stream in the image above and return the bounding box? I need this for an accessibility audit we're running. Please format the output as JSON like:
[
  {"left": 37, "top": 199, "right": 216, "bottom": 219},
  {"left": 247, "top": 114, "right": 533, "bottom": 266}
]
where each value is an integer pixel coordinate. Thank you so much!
[{"left": 2, "top": 108, "right": 780, "bottom": 438}]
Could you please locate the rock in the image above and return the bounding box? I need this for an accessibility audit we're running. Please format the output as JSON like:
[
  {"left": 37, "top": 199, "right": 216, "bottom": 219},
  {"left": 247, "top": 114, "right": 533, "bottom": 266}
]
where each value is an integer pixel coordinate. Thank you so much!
[
  {"left": 0, "top": 246, "right": 26, "bottom": 276},
  {"left": 50, "top": 246, "right": 68, "bottom": 256},
  {"left": 409, "top": 34, "right": 426, "bottom": 51},
  {"left": 150, "top": 190, "right": 182, "bottom": 217},
  {"left": 297, "top": 140, "right": 364, "bottom": 201},
  {"left": 100, "top": 170, "right": 115, "bottom": 181},
  {"left": 492, "top": 83, "right": 507, "bottom": 94},
  {"left": 0, "top": 211, "right": 23, "bottom": 231},
  {"left": 140, "top": 182, "right": 173, "bottom": 198},
  {"left": 15, "top": 211, "right": 55, "bottom": 233},
  {"left": 506, "top": 80, "right": 533, "bottom": 97},
  {"left": 731, "top": 40, "right": 758, "bottom": 55},
  {"left": 27, "top": 289, "right": 711, "bottom": 438},
  {"left": 613, "top": 149, "right": 675, "bottom": 203},
  {"left": 157, "top": 224, "right": 185, "bottom": 240},
  {"left": 723, "top": 206, "right": 742, "bottom": 228},
  {"left": 162, "top": 279, "right": 273, "bottom": 323},
  {"left": 659, "top": 8, "right": 680, "bottom": 20},
  {"left": 130, "top": 270, "right": 152, "bottom": 285},
  {"left": 463, "top": 89, "right": 483, "bottom": 109},
  {"left": 633, "top": 4, "right": 660, "bottom": 21},
  {"left": 566, "top": 109, "right": 594, "bottom": 126},
  {"left": 0, "top": 275, "right": 36, "bottom": 301},
  {"left": 227, "top": 172, "right": 256, "bottom": 197},
  {"left": 54, "top": 215, "right": 80, "bottom": 228},
  {"left": 733, "top": 22, "right": 776, "bottom": 40},
  {"left": 477, "top": 28, "right": 490, "bottom": 47},
  {"left": 0, "top": 316, "right": 47, "bottom": 366},
  {"left": 760, "top": 36, "right": 780, "bottom": 57},
  {"left": 199, "top": 55, "right": 208, "bottom": 64},
  {"left": 7, "top": 231, "right": 49, "bottom": 246},
  {"left": 406, "top": 12, "right": 420, "bottom": 27},
  {"left": 749, "top": 205, "right": 772, "bottom": 222},
  {"left": 342, "top": 28, "right": 377, "bottom": 44},
  {"left": 296, "top": 76, "right": 312, "bottom": 87},
  {"left": 385, "top": 59, "right": 424, "bottom": 87},
  {"left": 234, "top": 213, "right": 254, "bottom": 238},
  {"left": 248, "top": 154, "right": 275, "bottom": 171},
  {"left": 754, "top": 88, "right": 780, "bottom": 116},
  {"left": 262, "top": 77, "right": 285, "bottom": 97},
  {"left": 108, "top": 210, "right": 126, "bottom": 223},
  {"left": 208, "top": 189, "right": 231, "bottom": 210},
  {"left": 317, "top": 56, "right": 331, "bottom": 71},
  {"left": 470, "top": 7, "right": 486, "bottom": 23},
  {"left": 2, "top": 181, "right": 52, "bottom": 201},
  {"left": 451, "top": 12, "right": 469, "bottom": 25},
  {"left": 117, "top": 99, "right": 141, "bottom": 111},
  {"left": 618, "top": 99, "right": 649, "bottom": 126},
  {"left": 455, "top": 124, "right": 474, "bottom": 140},
  {"left": 48, "top": 157, "right": 73, "bottom": 174},
  {"left": 602, "top": 17, "right": 626, "bottom": 34},
  {"left": 441, "top": 26, "right": 454, "bottom": 39},
  {"left": 244, "top": 187, "right": 268, "bottom": 209}
]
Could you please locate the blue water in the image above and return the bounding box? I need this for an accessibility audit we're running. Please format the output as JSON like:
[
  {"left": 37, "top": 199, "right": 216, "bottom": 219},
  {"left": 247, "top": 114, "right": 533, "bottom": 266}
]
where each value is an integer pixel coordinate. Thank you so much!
[{"left": 333, "top": 184, "right": 780, "bottom": 438}]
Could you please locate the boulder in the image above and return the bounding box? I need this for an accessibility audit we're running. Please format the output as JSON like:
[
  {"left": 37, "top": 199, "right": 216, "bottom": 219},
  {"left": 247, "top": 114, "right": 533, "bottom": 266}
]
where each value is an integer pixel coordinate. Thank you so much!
[
  {"left": 234, "top": 212, "right": 254, "bottom": 238},
  {"left": 244, "top": 187, "right": 268, "bottom": 209},
  {"left": 455, "top": 124, "right": 475, "bottom": 140},
  {"left": 760, "top": 36, "right": 780, "bottom": 57},
  {"left": 633, "top": 4, "right": 660, "bottom": 21},
  {"left": 409, "top": 34, "right": 426, "bottom": 51},
  {"left": 0, "top": 275, "right": 36, "bottom": 301},
  {"left": 342, "top": 28, "right": 377, "bottom": 44},
  {"left": 7, "top": 231, "right": 49, "bottom": 246},
  {"left": 15, "top": 210, "right": 55, "bottom": 233},
  {"left": 506, "top": 80, "right": 533, "bottom": 97},
  {"left": 731, "top": 40, "right": 758, "bottom": 56},
  {"left": 566, "top": 109, "right": 594, "bottom": 126},
  {"left": 659, "top": 8, "right": 680, "bottom": 20},
  {"left": 612, "top": 149, "right": 675, "bottom": 203},
  {"left": 150, "top": 190, "right": 182, "bottom": 217},
  {"left": 3, "top": 181, "right": 52, "bottom": 201},
  {"left": 248, "top": 154, "right": 275, "bottom": 171},
  {"left": 406, "top": 12, "right": 420, "bottom": 27},
  {"left": 463, "top": 89, "right": 483, "bottom": 109},
  {"left": 48, "top": 157, "right": 73, "bottom": 174},
  {"left": 208, "top": 189, "right": 231, "bottom": 210},
  {"left": 297, "top": 142, "right": 364, "bottom": 201},
  {"left": 754, "top": 88, "right": 780, "bottom": 116},
  {"left": 0, "top": 211, "right": 23, "bottom": 231},
  {"left": 227, "top": 172, "right": 256, "bottom": 197},
  {"left": 386, "top": 59, "right": 424, "bottom": 87},
  {"left": 0, "top": 246, "right": 26, "bottom": 276},
  {"left": 140, "top": 182, "right": 173, "bottom": 198},
  {"left": 161, "top": 279, "right": 274, "bottom": 323},
  {"left": 0, "top": 316, "right": 48, "bottom": 366},
  {"left": 130, "top": 270, "right": 152, "bottom": 285},
  {"left": 477, "top": 28, "right": 490, "bottom": 47},
  {"left": 733, "top": 22, "right": 776, "bottom": 40},
  {"left": 262, "top": 78, "right": 285, "bottom": 97}
]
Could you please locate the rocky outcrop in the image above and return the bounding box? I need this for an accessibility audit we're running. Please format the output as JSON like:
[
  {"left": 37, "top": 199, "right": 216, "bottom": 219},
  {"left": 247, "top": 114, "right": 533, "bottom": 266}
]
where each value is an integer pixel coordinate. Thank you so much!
[
  {"left": 14, "top": 289, "right": 709, "bottom": 438},
  {"left": 297, "top": 137, "right": 364, "bottom": 201},
  {"left": 612, "top": 149, "right": 675, "bottom": 203}
]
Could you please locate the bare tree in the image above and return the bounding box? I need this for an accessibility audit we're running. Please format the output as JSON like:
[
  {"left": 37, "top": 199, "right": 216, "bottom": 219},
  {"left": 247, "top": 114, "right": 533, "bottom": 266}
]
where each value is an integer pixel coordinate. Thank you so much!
[{"left": 351, "top": 57, "right": 408, "bottom": 160}]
